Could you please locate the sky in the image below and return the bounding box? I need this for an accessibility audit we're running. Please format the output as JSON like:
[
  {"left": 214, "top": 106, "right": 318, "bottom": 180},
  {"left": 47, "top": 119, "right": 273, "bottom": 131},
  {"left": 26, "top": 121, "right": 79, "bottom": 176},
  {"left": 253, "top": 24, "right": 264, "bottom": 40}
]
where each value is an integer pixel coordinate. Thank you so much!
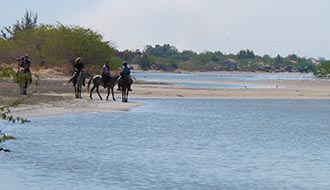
[{"left": 1, "top": 0, "right": 330, "bottom": 59}]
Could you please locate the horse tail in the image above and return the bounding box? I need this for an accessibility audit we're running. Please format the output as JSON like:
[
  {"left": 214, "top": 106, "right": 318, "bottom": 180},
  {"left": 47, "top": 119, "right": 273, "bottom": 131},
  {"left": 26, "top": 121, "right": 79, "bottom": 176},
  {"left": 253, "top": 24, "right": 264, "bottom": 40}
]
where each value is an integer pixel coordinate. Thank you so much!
[
  {"left": 86, "top": 77, "right": 93, "bottom": 94},
  {"left": 67, "top": 76, "right": 74, "bottom": 84}
]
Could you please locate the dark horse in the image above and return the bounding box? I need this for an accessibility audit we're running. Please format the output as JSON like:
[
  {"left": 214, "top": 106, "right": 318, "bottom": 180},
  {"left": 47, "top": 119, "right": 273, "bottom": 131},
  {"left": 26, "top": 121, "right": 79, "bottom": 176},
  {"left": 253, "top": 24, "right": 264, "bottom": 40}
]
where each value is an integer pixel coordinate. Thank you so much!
[
  {"left": 87, "top": 74, "right": 119, "bottom": 101},
  {"left": 120, "top": 73, "right": 131, "bottom": 102},
  {"left": 16, "top": 67, "right": 32, "bottom": 95}
]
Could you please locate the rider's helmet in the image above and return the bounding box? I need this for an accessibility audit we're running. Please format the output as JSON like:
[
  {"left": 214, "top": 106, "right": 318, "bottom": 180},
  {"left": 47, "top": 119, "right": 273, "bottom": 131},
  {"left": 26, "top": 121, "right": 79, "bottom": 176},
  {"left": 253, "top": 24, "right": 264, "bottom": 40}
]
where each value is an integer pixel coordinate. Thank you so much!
[{"left": 122, "top": 62, "right": 127, "bottom": 67}]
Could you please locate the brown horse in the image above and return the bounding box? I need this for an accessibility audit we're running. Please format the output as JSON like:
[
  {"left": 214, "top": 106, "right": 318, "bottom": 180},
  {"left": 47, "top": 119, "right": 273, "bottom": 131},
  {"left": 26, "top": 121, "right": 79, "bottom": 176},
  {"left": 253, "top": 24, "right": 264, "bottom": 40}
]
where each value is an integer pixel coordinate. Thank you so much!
[{"left": 87, "top": 74, "right": 119, "bottom": 101}]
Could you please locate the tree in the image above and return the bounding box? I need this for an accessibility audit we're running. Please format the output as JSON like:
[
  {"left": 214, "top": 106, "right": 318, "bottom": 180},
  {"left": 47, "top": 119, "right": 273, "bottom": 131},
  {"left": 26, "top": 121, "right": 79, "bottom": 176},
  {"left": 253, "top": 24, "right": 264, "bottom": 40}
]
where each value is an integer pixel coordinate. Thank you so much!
[
  {"left": 144, "top": 44, "right": 178, "bottom": 58},
  {"left": 314, "top": 61, "right": 330, "bottom": 77},
  {"left": 1, "top": 10, "right": 38, "bottom": 40},
  {"left": 238, "top": 49, "right": 255, "bottom": 59},
  {"left": 140, "top": 54, "right": 151, "bottom": 70}
]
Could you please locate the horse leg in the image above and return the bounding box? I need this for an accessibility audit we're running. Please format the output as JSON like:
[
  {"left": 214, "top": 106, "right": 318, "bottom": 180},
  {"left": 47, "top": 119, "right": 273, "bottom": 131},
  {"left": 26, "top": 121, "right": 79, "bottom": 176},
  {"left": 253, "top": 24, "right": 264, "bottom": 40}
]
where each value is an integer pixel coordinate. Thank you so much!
[
  {"left": 90, "top": 86, "right": 95, "bottom": 100},
  {"left": 125, "top": 89, "right": 128, "bottom": 102},
  {"left": 106, "top": 87, "right": 110, "bottom": 101},
  {"left": 74, "top": 85, "right": 78, "bottom": 98},
  {"left": 96, "top": 86, "right": 103, "bottom": 100},
  {"left": 121, "top": 89, "right": 125, "bottom": 102},
  {"left": 111, "top": 87, "right": 116, "bottom": 101},
  {"left": 77, "top": 84, "right": 80, "bottom": 98},
  {"left": 78, "top": 84, "right": 82, "bottom": 99},
  {"left": 122, "top": 87, "right": 128, "bottom": 102}
]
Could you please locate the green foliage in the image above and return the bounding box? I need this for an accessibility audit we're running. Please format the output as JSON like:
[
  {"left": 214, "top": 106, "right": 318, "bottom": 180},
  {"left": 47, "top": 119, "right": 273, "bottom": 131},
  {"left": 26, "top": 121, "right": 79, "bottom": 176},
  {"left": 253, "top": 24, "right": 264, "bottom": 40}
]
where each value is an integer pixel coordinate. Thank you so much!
[
  {"left": 0, "top": 133, "right": 16, "bottom": 143},
  {"left": 1, "top": 10, "right": 38, "bottom": 40},
  {"left": 145, "top": 44, "right": 179, "bottom": 58},
  {"left": 297, "top": 61, "right": 316, "bottom": 73},
  {"left": 0, "top": 97, "right": 30, "bottom": 146},
  {"left": 1, "top": 11, "right": 115, "bottom": 72},
  {"left": 237, "top": 49, "right": 255, "bottom": 59},
  {"left": 314, "top": 61, "right": 330, "bottom": 77},
  {"left": 0, "top": 67, "right": 16, "bottom": 79},
  {"left": 0, "top": 98, "right": 30, "bottom": 124},
  {"left": 117, "top": 44, "right": 319, "bottom": 72},
  {"left": 1, "top": 66, "right": 30, "bottom": 151}
]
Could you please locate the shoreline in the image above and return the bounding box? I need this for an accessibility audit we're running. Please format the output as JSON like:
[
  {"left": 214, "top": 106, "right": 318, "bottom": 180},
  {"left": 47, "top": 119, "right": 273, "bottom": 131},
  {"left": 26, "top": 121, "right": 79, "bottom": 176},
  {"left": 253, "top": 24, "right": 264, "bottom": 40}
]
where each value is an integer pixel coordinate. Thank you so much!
[
  {"left": 1, "top": 71, "right": 330, "bottom": 118},
  {"left": 12, "top": 98, "right": 146, "bottom": 118}
]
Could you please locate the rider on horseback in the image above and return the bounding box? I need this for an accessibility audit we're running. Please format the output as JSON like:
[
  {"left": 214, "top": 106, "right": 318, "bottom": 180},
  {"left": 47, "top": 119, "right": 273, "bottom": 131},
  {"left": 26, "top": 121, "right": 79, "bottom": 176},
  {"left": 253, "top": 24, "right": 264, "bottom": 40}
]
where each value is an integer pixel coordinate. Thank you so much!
[
  {"left": 120, "top": 62, "right": 133, "bottom": 91},
  {"left": 102, "top": 63, "right": 111, "bottom": 88},
  {"left": 69, "top": 57, "right": 85, "bottom": 86}
]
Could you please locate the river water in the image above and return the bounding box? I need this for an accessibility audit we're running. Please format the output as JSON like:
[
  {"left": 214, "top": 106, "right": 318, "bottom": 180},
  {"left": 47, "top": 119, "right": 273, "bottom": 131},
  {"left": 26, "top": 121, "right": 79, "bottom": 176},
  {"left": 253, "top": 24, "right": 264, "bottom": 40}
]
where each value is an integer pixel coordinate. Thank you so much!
[
  {"left": 1, "top": 98, "right": 330, "bottom": 190},
  {"left": 132, "top": 72, "right": 315, "bottom": 89}
]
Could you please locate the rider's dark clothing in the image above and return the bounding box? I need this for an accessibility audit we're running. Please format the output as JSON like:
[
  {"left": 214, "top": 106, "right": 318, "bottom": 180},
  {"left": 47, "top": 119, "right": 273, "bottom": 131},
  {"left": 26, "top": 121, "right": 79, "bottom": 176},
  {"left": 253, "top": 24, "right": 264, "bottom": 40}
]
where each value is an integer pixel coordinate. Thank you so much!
[
  {"left": 74, "top": 62, "right": 84, "bottom": 72},
  {"left": 18, "top": 57, "right": 31, "bottom": 73},
  {"left": 71, "top": 62, "right": 85, "bottom": 85},
  {"left": 17, "top": 56, "right": 32, "bottom": 84},
  {"left": 102, "top": 65, "right": 111, "bottom": 88},
  {"left": 120, "top": 65, "right": 133, "bottom": 91}
]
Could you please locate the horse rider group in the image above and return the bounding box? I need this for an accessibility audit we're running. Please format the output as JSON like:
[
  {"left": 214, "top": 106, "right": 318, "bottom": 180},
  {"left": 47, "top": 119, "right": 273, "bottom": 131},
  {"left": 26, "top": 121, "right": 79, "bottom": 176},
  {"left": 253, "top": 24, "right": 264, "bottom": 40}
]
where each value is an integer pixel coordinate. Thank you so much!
[
  {"left": 69, "top": 56, "right": 132, "bottom": 90},
  {"left": 15, "top": 54, "right": 133, "bottom": 95}
]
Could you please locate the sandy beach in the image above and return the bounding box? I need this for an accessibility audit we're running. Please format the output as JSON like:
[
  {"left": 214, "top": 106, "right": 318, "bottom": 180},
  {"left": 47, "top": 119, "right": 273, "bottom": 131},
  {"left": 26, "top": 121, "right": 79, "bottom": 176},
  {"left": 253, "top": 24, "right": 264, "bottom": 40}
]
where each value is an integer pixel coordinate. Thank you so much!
[{"left": 1, "top": 70, "right": 330, "bottom": 118}]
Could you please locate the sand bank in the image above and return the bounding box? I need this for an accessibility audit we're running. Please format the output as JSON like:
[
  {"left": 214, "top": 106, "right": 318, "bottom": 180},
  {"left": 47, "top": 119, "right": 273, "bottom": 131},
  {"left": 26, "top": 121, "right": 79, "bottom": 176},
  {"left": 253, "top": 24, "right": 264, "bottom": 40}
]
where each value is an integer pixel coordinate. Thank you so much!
[{"left": 1, "top": 71, "right": 330, "bottom": 118}]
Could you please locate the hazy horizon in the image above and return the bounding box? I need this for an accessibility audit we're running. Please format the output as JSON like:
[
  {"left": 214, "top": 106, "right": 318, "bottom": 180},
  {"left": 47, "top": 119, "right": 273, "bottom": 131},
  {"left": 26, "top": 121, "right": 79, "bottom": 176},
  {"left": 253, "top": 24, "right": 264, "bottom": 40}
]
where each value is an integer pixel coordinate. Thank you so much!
[{"left": 1, "top": 0, "right": 330, "bottom": 59}]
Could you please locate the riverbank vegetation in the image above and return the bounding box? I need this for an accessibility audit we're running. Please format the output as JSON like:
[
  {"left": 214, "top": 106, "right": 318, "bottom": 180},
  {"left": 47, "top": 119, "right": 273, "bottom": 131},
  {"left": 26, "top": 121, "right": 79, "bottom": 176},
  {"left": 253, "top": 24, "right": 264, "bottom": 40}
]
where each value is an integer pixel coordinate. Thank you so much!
[{"left": 0, "top": 10, "right": 328, "bottom": 76}]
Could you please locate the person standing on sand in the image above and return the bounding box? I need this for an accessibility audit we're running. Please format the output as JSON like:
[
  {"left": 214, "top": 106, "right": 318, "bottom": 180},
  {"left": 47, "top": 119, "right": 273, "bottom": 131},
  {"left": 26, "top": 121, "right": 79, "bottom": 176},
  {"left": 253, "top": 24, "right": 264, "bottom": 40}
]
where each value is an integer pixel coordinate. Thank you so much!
[{"left": 16, "top": 54, "right": 32, "bottom": 83}]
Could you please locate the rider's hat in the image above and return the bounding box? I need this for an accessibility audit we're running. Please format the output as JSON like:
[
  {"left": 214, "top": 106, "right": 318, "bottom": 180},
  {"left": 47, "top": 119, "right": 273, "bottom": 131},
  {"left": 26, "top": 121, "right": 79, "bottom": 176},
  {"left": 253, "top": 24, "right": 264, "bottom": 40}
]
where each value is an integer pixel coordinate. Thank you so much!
[
  {"left": 75, "top": 57, "right": 81, "bottom": 63},
  {"left": 122, "top": 62, "right": 127, "bottom": 66}
]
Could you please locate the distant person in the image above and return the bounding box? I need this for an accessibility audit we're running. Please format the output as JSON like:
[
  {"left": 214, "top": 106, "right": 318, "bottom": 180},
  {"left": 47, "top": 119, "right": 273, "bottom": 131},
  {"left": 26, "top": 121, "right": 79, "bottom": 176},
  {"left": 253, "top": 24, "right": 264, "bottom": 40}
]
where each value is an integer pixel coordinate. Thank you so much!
[
  {"left": 102, "top": 63, "right": 111, "bottom": 88},
  {"left": 17, "top": 54, "right": 31, "bottom": 72},
  {"left": 120, "top": 62, "right": 133, "bottom": 91},
  {"left": 16, "top": 54, "right": 32, "bottom": 83},
  {"left": 68, "top": 57, "right": 85, "bottom": 86}
]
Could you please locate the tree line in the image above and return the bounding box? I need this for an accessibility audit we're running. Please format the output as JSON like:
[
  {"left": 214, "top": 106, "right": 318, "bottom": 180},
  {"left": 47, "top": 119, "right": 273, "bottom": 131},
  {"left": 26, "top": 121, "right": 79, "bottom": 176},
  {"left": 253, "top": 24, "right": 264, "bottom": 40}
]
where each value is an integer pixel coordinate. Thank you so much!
[
  {"left": 0, "top": 10, "right": 328, "bottom": 76},
  {"left": 122, "top": 44, "right": 320, "bottom": 73}
]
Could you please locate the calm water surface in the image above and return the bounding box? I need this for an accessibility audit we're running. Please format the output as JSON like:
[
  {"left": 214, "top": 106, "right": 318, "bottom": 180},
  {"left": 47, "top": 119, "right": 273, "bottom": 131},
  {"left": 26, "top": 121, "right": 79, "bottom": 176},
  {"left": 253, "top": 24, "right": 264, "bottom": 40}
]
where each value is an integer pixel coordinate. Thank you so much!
[
  {"left": 1, "top": 99, "right": 330, "bottom": 190},
  {"left": 133, "top": 72, "right": 315, "bottom": 89}
]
